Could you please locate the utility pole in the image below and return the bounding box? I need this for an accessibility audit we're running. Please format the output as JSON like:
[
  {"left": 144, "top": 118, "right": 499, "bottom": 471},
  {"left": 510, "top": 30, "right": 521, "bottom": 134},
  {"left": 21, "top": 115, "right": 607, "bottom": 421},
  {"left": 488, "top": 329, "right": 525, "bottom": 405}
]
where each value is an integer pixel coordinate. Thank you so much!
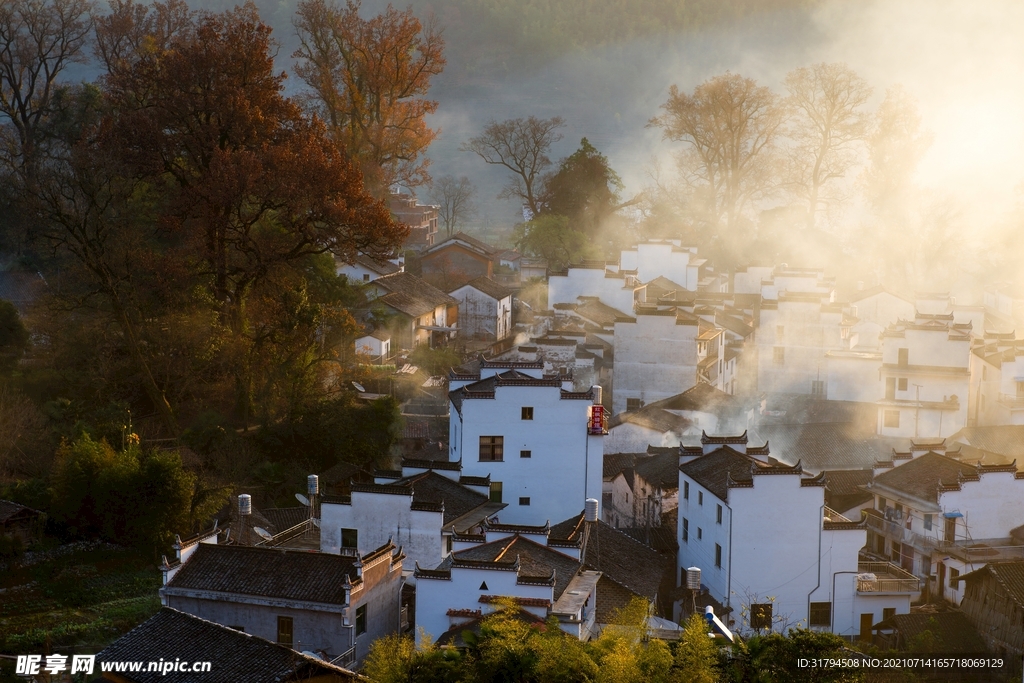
[{"left": 913, "top": 384, "right": 922, "bottom": 438}]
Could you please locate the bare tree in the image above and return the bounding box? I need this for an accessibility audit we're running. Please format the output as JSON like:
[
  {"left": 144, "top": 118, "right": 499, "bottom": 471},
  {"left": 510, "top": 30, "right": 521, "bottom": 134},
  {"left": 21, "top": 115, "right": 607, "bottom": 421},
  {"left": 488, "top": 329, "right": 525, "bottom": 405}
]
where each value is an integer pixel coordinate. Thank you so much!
[
  {"left": 0, "top": 0, "right": 94, "bottom": 176},
  {"left": 461, "top": 115, "right": 564, "bottom": 218},
  {"left": 784, "top": 63, "right": 872, "bottom": 230},
  {"left": 429, "top": 174, "right": 476, "bottom": 237},
  {"left": 649, "top": 73, "right": 783, "bottom": 243}
]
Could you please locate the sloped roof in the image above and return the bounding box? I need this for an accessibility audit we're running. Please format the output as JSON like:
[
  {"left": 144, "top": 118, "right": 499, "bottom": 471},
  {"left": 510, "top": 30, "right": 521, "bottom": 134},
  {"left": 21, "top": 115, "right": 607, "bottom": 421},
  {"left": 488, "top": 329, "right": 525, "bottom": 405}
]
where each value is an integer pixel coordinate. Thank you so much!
[
  {"left": 551, "top": 514, "right": 669, "bottom": 600},
  {"left": 849, "top": 284, "right": 914, "bottom": 305},
  {"left": 0, "top": 500, "right": 42, "bottom": 523},
  {"left": 426, "top": 232, "right": 501, "bottom": 257},
  {"left": 608, "top": 405, "right": 693, "bottom": 434},
  {"left": 754, "top": 423, "right": 905, "bottom": 471},
  {"left": 872, "top": 452, "right": 975, "bottom": 504},
  {"left": 97, "top": 608, "right": 357, "bottom": 682},
  {"left": 374, "top": 272, "right": 458, "bottom": 317},
  {"left": 634, "top": 451, "right": 683, "bottom": 490},
  {"left": 603, "top": 452, "right": 640, "bottom": 478},
  {"left": 646, "top": 383, "right": 746, "bottom": 414},
  {"left": 877, "top": 611, "right": 987, "bottom": 653},
  {"left": 391, "top": 470, "right": 490, "bottom": 525},
  {"left": 960, "top": 561, "right": 1024, "bottom": 609},
  {"left": 646, "top": 276, "right": 687, "bottom": 300},
  {"left": 679, "top": 447, "right": 758, "bottom": 500},
  {"left": 950, "top": 426, "right": 1024, "bottom": 459},
  {"left": 575, "top": 298, "right": 634, "bottom": 327},
  {"left": 453, "top": 276, "right": 513, "bottom": 301},
  {"left": 347, "top": 253, "right": 400, "bottom": 275},
  {"left": 450, "top": 535, "right": 582, "bottom": 600},
  {"left": 261, "top": 507, "right": 308, "bottom": 534},
  {"left": 166, "top": 543, "right": 358, "bottom": 604}
]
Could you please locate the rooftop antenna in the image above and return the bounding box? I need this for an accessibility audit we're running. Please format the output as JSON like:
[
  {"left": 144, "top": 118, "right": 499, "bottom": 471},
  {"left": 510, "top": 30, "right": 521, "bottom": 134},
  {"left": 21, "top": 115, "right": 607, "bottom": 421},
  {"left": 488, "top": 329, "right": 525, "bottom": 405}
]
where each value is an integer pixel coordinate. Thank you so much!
[{"left": 238, "top": 494, "right": 252, "bottom": 546}]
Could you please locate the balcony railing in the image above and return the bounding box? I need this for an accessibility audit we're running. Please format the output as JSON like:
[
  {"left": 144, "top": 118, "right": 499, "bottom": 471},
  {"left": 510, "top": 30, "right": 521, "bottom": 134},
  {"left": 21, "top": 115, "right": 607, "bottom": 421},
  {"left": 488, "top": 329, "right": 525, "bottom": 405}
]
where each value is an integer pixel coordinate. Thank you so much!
[
  {"left": 856, "top": 561, "right": 921, "bottom": 593},
  {"left": 331, "top": 646, "right": 356, "bottom": 669}
]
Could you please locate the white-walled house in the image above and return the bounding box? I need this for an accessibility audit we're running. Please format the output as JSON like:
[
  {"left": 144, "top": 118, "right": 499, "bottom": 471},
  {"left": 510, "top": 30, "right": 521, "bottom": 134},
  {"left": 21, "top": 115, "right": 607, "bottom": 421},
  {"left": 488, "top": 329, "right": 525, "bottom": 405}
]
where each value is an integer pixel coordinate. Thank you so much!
[
  {"left": 354, "top": 329, "right": 391, "bottom": 362},
  {"left": 161, "top": 541, "right": 404, "bottom": 667},
  {"left": 366, "top": 272, "right": 458, "bottom": 350},
  {"left": 863, "top": 442, "right": 1024, "bottom": 605},
  {"left": 319, "top": 464, "right": 505, "bottom": 582},
  {"left": 613, "top": 307, "right": 725, "bottom": 415},
  {"left": 449, "top": 359, "right": 605, "bottom": 525},
  {"left": 337, "top": 254, "right": 401, "bottom": 283},
  {"left": 548, "top": 263, "right": 644, "bottom": 315},
  {"left": 447, "top": 277, "right": 513, "bottom": 341},
  {"left": 677, "top": 435, "right": 917, "bottom": 638},
  {"left": 849, "top": 286, "right": 915, "bottom": 332},
  {"left": 877, "top": 312, "right": 971, "bottom": 438},
  {"left": 757, "top": 293, "right": 846, "bottom": 396},
  {"left": 618, "top": 241, "right": 701, "bottom": 291},
  {"left": 414, "top": 527, "right": 600, "bottom": 643},
  {"left": 969, "top": 335, "right": 1024, "bottom": 426}
]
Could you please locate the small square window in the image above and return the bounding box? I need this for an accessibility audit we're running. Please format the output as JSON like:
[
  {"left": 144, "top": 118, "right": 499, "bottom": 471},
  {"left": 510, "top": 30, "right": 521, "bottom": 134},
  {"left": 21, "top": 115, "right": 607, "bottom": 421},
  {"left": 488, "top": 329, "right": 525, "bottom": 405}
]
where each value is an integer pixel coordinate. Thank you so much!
[
  {"left": 626, "top": 398, "right": 642, "bottom": 411},
  {"left": 924, "top": 514, "right": 933, "bottom": 530},
  {"left": 949, "top": 568, "right": 960, "bottom": 589},
  {"left": 277, "top": 616, "right": 293, "bottom": 645},
  {"left": 898, "top": 378, "right": 908, "bottom": 391},
  {"left": 341, "top": 528, "right": 358, "bottom": 550},
  {"left": 520, "top": 450, "right": 531, "bottom": 458},
  {"left": 810, "top": 602, "right": 831, "bottom": 627},
  {"left": 479, "top": 436, "right": 504, "bottom": 461},
  {"left": 519, "top": 497, "right": 530, "bottom": 506},
  {"left": 883, "top": 607, "right": 896, "bottom": 621},
  {"left": 362, "top": 273, "right": 370, "bottom": 281},
  {"left": 521, "top": 407, "right": 534, "bottom": 420},
  {"left": 898, "top": 348, "right": 909, "bottom": 366},
  {"left": 490, "top": 482, "right": 502, "bottom": 504},
  {"left": 884, "top": 410, "right": 900, "bottom": 428}
]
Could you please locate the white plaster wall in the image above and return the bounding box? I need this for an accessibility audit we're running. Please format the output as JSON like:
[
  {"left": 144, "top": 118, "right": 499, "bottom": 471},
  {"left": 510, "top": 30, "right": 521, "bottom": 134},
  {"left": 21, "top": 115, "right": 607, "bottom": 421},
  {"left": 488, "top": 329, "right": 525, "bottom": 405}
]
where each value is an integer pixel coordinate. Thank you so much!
[
  {"left": 548, "top": 268, "right": 637, "bottom": 314},
  {"left": 851, "top": 293, "right": 914, "bottom": 329},
  {"left": 827, "top": 354, "right": 882, "bottom": 402},
  {"left": 321, "top": 497, "right": 445, "bottom": 575},
  {"left": 676, "top": 480, "right": 731, "bottom": 608},
  {"left": 453, "top": 384, "right": 604, "bottom": 525},
  {"left": 757, "top": 302, "right": 840, "bottom": 395},
  {"left": 415, "top": 567, "right": 551, "bottom": 643},
  {"left": 338, "top": 262, "right": 380, "bottom": 283},
  {"left": 733, "top": 267, "right": 774, "bottom": 295},
  {"left": 620, "top": 243, "right": 695, "bottom": 289},
  {"left": 613, "top": 314, "right": 699, "bottom": 415},
  {"left": 941, "top": 472, "right": 1024, "bottom": 540}
]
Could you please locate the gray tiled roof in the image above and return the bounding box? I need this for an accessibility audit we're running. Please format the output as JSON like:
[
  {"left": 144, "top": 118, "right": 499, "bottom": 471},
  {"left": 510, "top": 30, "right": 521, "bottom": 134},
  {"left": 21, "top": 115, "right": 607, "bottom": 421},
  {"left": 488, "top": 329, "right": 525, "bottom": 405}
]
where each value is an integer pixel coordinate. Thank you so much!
[
  {"left": 391, "top": 470, "right": 489, "bottom": 525},
  {"left": 634, "top": 451, "right": 682, "bottom": 490},
  {"left": 97, "top": 608, "right": 357, "bottom": 682},
  {"left": 552, "top": 514, "right": 669, "bottom": 600},
  {"left": 646, "top": 383, "right": 746, "bottom": 415},
  {"left": 453, "top": 276, "right": 513, "bottom": 301},
  {"left": 960, "top": 560, "right": 1024, "bottom": 609},
  {"left": 754, "top": 423, "right": 906, "bottom": 471},
  {"left": 451, "top": 535, "right": 582, "bottom": 599},
  {"left": 872, "top": 452, "right": 974, "bottom": 504},
  {"left": 877, "top": 611, "right": 987, "bottom": 653},
  {"left": 950, "top": 426, "right": 1024, "bottom": 459},
  {"left": 374, "top": 272, "right": 458, "bottom": 317},
  {"left": 608, "top": 406, "right": 693, "bottom": 434},
  {"left": 679, "top": 446, "right": 769, "bottom": 500},
  {"left": 166, "top": 544, "right": 357, "bottom": 604}
]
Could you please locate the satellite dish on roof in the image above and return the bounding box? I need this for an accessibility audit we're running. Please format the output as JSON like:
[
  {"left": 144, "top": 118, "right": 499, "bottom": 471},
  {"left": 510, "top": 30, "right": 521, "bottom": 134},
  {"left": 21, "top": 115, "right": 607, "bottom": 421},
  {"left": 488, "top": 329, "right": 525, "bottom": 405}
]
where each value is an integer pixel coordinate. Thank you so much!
[
  {"left": 296, "top": 493, "right": 310, "bottom": 506},
  {"left": 254, "top": 527, "right": 273, "bottom": 541},
  {"left": 352, "top": 381, "right": 366, "bottom": 393}
]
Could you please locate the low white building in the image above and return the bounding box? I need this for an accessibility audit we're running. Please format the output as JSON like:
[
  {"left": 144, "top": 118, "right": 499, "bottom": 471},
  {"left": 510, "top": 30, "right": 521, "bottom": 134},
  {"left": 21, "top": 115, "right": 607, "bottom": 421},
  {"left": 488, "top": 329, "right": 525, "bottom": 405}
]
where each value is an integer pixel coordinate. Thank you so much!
[
  {"left": 618, "top": 240, "right": 701, "bottom": 291},
  {"left": 447, "top": 277, "right": 513, "bottom": 341},
  {"left": 613, "top": 307, "right": 725, "bottom": 415},
  {"left": 849, "top": 286, "right": 915, "bottom": 333},
  {"left": 864, "top": 441, "right": 1024, "bottom": 605},
  {"left": 337, "top": 253, "right": 401, "bottom": 282},
  {"left": 548, "top": 263, "right": 643, "bottom": 315},
  {"left": 449, "top": 359, "right": 605, "bottom": 525},
  {"left": 319, "top": 462, "right": 505, "bottom": 582},
  {"left": 677, "top": 434, "right": 917, "bottom": 638},
  {"left": 354, "top": 329, "right": 391, "bottom": 362},
  {"left": 877, "top": 312, "right": 971, "bottom": 438}
]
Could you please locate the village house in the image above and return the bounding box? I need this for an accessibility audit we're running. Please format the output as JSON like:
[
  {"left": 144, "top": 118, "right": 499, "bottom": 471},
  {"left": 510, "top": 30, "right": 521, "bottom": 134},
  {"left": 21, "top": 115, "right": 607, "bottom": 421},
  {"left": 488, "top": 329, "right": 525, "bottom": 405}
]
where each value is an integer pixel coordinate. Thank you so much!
[
  {"left": 601, "top": 449, "right": 681, "bottom": 530},
  {"left": 160, "top": 541, "right": 403, "bottom": 667},
  {"left": 390, "top": 192, "right": 439, "bottom": 253},
  {"left": 612, "top": 306, "right": 726, "bottom": 415},
  {"left": 757, "top": 292, "right": 847, "bottom": 396},
  {"left": 871, "top": 610, "right": 987, "bottom": 654},
  {"left": 863, "top": 440, "right": 1024, "bottom": 605},
  {"left": 618, "top": 240, "right": 702, "bottom": 291},
  {"left": 495, "top": 330, "right": 611, "bottom": 394},
  {"left": 319, "top": 461, "right": 505, "bottom": 582},
  {"left": 414, "top": 510, "right": 671, "bottom": 643},
  {"left": 447, "top": 277, "right": 514, "bottom": 342},
  {"left": 448, "top": 358, "right": 605, "bottom": 525},
  {"left": 420, "top": 232, "right": 502, "bottom": 285},
  {"left": 968, "top": 333, "right": 1024, "bottom": 427},
  {"left": 958, "top": 560, "right": 1024, "bottom": 657},
  {"left": 846, "top": 285, "right": 915, "bottom": 349},
  {"left": 96, "top": 608, "right": 359, "bottom": 683},
  {"left": 0, "top": 500, "right": 44, "bottom": 545},
  {"left": 678, "top": 433, "right": 918, "bottom": 639},
  {"left": 353, "top": 328, "right": 392, "bottom": 363},
  {"left": 548, "top": 262, "right": 645, "bottom": 316},
  {"left": 365, "top": 272, "right": 458, "bottom": 350},
  {"left": 876, "top": 312, "right": 971, "bottom": 438},
  {"left": 336, "top": 253, "right": 401, "bottom": 283}
]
